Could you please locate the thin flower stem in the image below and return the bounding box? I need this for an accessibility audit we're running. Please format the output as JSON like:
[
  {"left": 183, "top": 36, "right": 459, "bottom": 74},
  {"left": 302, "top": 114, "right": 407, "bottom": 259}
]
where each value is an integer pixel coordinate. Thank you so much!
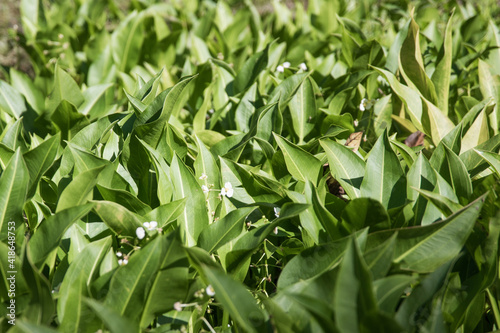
[
  {"left": 487, "top": 288, "right": 500, "bottom": 329},
  {"left": 200, "top": 317, "right": 216, "bottom": 333}
]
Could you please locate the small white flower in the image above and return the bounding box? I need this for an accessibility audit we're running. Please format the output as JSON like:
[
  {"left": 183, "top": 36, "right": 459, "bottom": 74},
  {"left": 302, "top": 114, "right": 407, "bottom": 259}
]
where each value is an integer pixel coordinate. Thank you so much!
[
  {"left": 276, "top": 65, "right": 284, "bottom": 73},
  {"left": 274, "top": 207, "right": 281, "bottom": 218},
  {"left": 116, "top": 251, "right": 122, "bottom": 257},
  {"left": 206, "top": 285, "right": 215, "bottom": 296},
  {"left": 118, "top": 258, "right": 128, "bottom": 265},
  {"left": 202, "top": 185, "right": 209, "bottom": 194},
  {"left": 143, "top": 221, "right": 158, "bottom": 231},
  {"left": 273, "top": 227, "right": 279, "bottom": 235},
  {"left": 174, "top": 301, "right": 183, "bottom": 312},
  {"left": 359, "top": 98, "right": 375, "bottom": 111},
  {"left": 208, "top": 108, "right": 214, "bottom": 114},
  {"left": 58, "top": 33, "right": 64, "bottom": 39},
  {"left": 283, "top": 61, "right": 291, "bottom": 68},
  {"left": 299, "top": 62, "right": 307, "bottom": 71},
  {"left": 136, "top": 227, "right": 145, "bottom": 240},
  {"left": 220, "top": 182, "right": 234, "bottom": 198},
  {"left": 199, "top": 173, "right": 208, "bottom": 180},
  {"left": 354, "top": 119, "right": 359, "bottom": 127}
]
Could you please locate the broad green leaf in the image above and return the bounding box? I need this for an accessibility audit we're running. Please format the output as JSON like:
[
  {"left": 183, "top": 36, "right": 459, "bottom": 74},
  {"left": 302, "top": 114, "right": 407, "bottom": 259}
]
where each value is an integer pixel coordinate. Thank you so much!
[
  {"left": 28, "top": 203, "right": 94, "bottom": 265},
  {"left": 111, "top": 11, "right": 146, "bottom": 72},
  {"left": 203, "top": 266, "right": 266, "bottom": 333},
  {"left": 320, "top": 139, "right": 365, "bottom": 199},
  {"left": 68, "top": 143, "right": 109, "bottom": 177},
  {"left": 170, "top": 154, "right": 209, "bottom": 246},
  {"left": 431, "top": 12, "right": 454, "bottom": 115},
  {"left": 96, "top": 184, "right": 151, "bottom": 215},
  {"left": 306, "top": 181, "right": 342, "bottom": 241},
  {"left": 233, "top": 45, "right": 268, "bottom": 93},
  {"left": 93, "top": 201, "right": 143, "bottom": 236},
  {"left": 104, "top": 235, "right": 164, "bottom": 320},
  {"left": 85, "top": 298, "right": 140, "bottom": 333},
  {"left": 46, "top": 65, "right": 84, "bottom": 114},
  {"left": 334, "top": 237, "right": 379, "bottom": 333},
  {"left": 198, "top": 207, "right": 256, "bottom": 253},
  {"left": 273, "top": 133, "right": 322, "bottom": 184},
  {"left": 341, "top": 198, "right": 390, "bottom": 233},
  {"left": 360, "top": 130, "right": 406, "bottom": 209},
  {"left": 373, "top": 275, "right": 416, "bottom": 313},
  {"left": 460, "top": 108, "right": 489, "bottom": 154},
  {"left": 367, "top": 196, "right": 485, "bottom": 272},
  {"left": 268, "top": 73, "right": 309, "bottom": 110},
  {"left": 0, "top": 149, "right": 29, "bottom": 238},
  {"left": 395, "top": 260, "right": 453, "bottom": 329},
  {"left": 289, "top": 77, "right": 317, "bottom": 143},
  {"left": 58, "top": 237, "right": 112, "bottom": 333},
  {"left": 0, "top": 80, "right": 26, "bottom": 118},
  {"left": 10, "top": 68, "right": 44, "bottom": 114},
  {"left": 78, "top": 83, "right": 114, "bottom": 118},
  {"left": 433, "top": 143, "right": 473, "bottom": 200},
  {"left": 413, "top": 188, "right": 463, "bottom": 217},
  {"left": 57, "top": 166, "right": 106, "bottom": 212},
  {"left": 421, "top": 97, "right": 455, "bottom": 146},
  {"left": 23, "top": 133, "right": 60, "bottom": 198},
  {"left": 194, "top": 135, "right": 220, "bottom": 222},
  {"left": 475, "top": 149, "right": 500, "bottom": 177},
  {"left": 140, "top": 233, "right": 189, "bottom": 327},
  {"left": 399, "top": 16, "right": 437, "bottom": 104},
  {"left": 277, "top": 229, "right": 368, "bottom": 289},
  {"left": 143, "top": 198, "right": 187, "bottom": 229},
  {"left": 373, "top": 66, "right": 423, "bottom": 132}
]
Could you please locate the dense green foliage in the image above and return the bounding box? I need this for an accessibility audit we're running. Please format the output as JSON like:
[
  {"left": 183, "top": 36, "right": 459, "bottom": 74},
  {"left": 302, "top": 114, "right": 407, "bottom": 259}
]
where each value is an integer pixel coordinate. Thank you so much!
[{"left": 1, "top": 0, "right": 500, "bottom": 332}]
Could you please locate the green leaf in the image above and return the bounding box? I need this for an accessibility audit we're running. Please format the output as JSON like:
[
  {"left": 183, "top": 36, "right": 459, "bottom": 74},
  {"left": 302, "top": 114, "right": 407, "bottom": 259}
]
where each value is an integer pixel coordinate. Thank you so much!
[
  {"left": 170, "top": 154, "right": 209, "bottom": 246},
  {"left": 111, "top": 11, "right": 146, "bottom": 72},
  {"left": 289, "top": 77, "right": 317, "bottom": 143},
  {"left": 431, "top": 11, "right": 454, "bottom": 115},
  {"left": 0, "top": 149, "right": 29, "bottom": 239},
  {"left": 0, "top": 80, "right": 27, "bottom": 118},
  {"left": 395, "top": 260, "right": 454, "bottom": 330},
  {"left": 198, "top": 207, "right": 256, "bottom": 253},
  {"left": 341, "top": 198, "right": 390, "bottom": 233},
  {"left": 28, "top": 203, "right": 94, "bottom": 265},
  {"left": 278, "top": 229, "right": 368, "bottom": 289},
  {"left": 23, "top": 133, "right": 60, "bottom": 198},
  {"left": 47, "top": 65, "right": 84, "bottom": 114},
  {"left": 57, "top": 166, "right": 106, "bottom": 212},
  {"left": 475, "top": 149, "right": 500, "bottom": 177},
  {"left": 273, "top": 133, "right": 322, "bottom": 184},
  {"left": 96, "top": 184, "right": 151, "bottom": 215},
  {"left": 203, "top": 265, "right": 267, "bottom": 333},
  {"left": 399, "top": 16, "right": 437, "bottom": 104},
  {"left": 373, "top": 66, "right": 423, "bottom": 132},
  {"left": 367, "top": 196, "right": 485, "bottom": 272},
  {"left": 373, "top": 275, "right": 416, "bottom": 313},
  {"left": 143, "top": 198, "right": 187, "bottom": 229},
  {"left": 85, "top": 298, "right": 140, "bottom": 333},
  {"left": 233, "top": 45, "right": 269, "bottom": 93},
  {"left": 57, "top": 237, "right": 112, "bottom": 333},
  {"left": 334, "top": 237, "right": 379, "bottom": 333},
  {"left": 421, "top": 97, "right": 455, "bottom": 146},
  {"left": 360, "top": 130, "right": 406, "bottom": 209},
  {"left": 320, "top": 139, "right": 365, "bottom": 199},
  {"left": 104, "top": 235, "right": 164, "bottom": 320},
  {"left": 434, "top": 143, "right": 473, "bottom": 200},
  {"left": 93, "top": 200, "right": 142, "bottom": 237}
]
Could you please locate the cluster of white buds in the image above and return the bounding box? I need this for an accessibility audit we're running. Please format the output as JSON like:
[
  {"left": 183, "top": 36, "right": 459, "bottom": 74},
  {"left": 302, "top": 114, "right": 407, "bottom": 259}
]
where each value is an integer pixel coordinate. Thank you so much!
[
  {"left": 116, "top": 251, "right": 128, "bottom": 265},
  {"left": 276, "top": 61, "right": 307, "bottom": 73},
  {"left": 136, "top": 221, "right": 159, "bottom": 240},
  {"left": 359, "top": 98, "right": 377, "bottom": 111}
]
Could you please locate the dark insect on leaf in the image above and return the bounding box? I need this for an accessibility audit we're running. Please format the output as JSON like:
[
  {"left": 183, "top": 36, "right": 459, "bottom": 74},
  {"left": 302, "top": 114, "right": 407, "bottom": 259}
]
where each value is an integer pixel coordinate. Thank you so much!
[
  {"left": 405, "top": 131, "right": 425, "bottom": 147},
  {"left": 345, "top": 132, "right": 363, "bottom": 152}
]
